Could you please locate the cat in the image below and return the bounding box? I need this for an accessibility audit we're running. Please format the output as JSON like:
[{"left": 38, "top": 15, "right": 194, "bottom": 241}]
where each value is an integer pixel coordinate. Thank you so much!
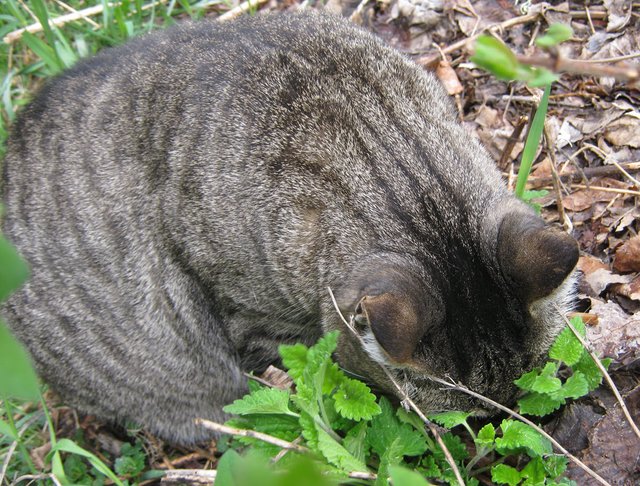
[{"left": 1, "top": 9, "right": 578, "bottom": 445}]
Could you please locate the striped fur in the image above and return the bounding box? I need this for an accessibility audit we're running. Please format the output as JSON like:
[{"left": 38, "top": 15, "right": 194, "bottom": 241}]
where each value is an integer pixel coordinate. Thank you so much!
[{"left": 1, "top": 11, "right": 576, "bottom": 444}]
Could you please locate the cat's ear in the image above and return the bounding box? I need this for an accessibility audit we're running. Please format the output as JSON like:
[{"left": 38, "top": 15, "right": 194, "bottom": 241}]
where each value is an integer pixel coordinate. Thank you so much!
[
  {"left": 497, "top": 212, "right": 579, "bottom": 303},
  {"left": 354, "top": 291, "right": 426, "bottom": 364}
]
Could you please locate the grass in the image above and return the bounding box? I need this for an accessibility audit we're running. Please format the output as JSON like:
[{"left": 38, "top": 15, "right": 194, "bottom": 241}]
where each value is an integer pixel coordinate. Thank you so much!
[{"left": 0, "top": 2, "right": 233, "bottom": 484}]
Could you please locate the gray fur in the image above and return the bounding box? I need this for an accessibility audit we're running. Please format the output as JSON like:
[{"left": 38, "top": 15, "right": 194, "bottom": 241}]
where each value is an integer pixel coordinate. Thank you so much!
[{"left": 1, "top": 11, "right": 578, "bottom": 444}]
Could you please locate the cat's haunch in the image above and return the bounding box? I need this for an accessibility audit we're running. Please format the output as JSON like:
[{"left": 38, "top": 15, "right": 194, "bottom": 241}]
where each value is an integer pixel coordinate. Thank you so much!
[{"left": 1, "top": 10, "right": 578, "bottom": 444}]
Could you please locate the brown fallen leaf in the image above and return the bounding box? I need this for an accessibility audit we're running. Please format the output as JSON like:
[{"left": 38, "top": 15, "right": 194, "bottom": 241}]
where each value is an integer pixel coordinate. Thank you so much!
[
  {"left": 611, "top": 274, "right": 640, "bottom": 302},
  {"left": 614, "top": 235, "right": 640, "bottom": 273},
  {"left": 588, "top": 299, "right": 640, "bottom": 363},
  {"left": 563, "top": 189, "right": 617, "bottom": 212},
  {"left": 436, "top": 60, "right": 463, "bottom": 96},
  {"left": 604, "top": 115, "right": 640, "bottom": 148}
]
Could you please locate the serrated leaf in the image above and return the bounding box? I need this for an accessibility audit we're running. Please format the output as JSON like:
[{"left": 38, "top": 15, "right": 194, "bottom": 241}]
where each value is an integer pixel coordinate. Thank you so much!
[
  {"left": 396, "top": 408, "right": 426, "bottom": 433},
  {"left": 299, "top": 411, "right": 320, "bottom": 451},
  {"left": 518, "top": 391, "right": 565, "bottom": 416},
  {"left": 521, "top": 456, "right": 546, "bottom": 483},
  {"left": 279, "top": 343, "right": 308, "bottom": 382},
  {"left": 323, "top": 362, "right": 346, "bottom": 395},
  {"left": 573, "top": 352, "right": 610, "bottom": 391},
  {"left": 433, "top": 432, "right": 468, "bottom": 463},
  {"left": 515, "top": 368, "right": 540, "bottom": 392},
  {"left": 389, "top": 465, "right": 431, "bottom": 486},
  {"left": 316, "top": 427, "right": 368, "bottom": 473},
  {"left": 531, "top": 374, "right": 562, "bottom": 393},
  {"left": 223, "top": 387, "right": 296, "bottom": 417},
  {"left": 559, "top": 371, "right": 589, "bottom": 399},
  {"left": 343, "top": 422, "right": 368, "bottom": 464},
  {"left": 367, "top": 397, "right": 427, "bottom": 458},
  {"left": 418, "top": 455, "right": 441, "bottom": 478},
  {"left": 536, "top": 23, "right": 573, "bottom": 48},
  {"left": 225, "top": 414, "right": 300, "bottom": 443},
  {"left": 549, "top": 326, "right": 584, "bottom": 366},
  {"left": 427, "top": 411, "right": 470, "bottom": 429},
  {"left": 375, "top": 438, "right": 408, "bottom": 486},
  {"left": 496, "top": 420, "right": 552, "bottom": 457},
  {"left": 475, "top": 423, "right": 495, "bottom": 448},
  {"left": 334, "top": 379, "right": 380, "bottom": 421},
  {"left": 544, "top": 455, "right": 568, "bottom": 479},
  {"left": 471, "top": 35, "right": 519, "bottom": 80},
  {"left": 491, "top": 464, "right": 522, "bottom": 486}
]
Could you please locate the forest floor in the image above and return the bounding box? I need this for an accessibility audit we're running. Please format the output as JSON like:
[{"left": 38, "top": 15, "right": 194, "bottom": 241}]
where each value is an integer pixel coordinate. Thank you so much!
[{"left": 1, "top": 0, "right": 639, "bottom": 485}]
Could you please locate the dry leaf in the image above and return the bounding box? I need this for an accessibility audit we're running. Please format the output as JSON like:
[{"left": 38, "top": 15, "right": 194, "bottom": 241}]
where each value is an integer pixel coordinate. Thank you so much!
[
  {"left": 614, "top": 235, "right": 640, "bottom": 273},
  {"left": 436, "top": 61, "right": 463, "bottom": 95},
  {"left": 604, "top": 116, "right": 640, "bottom": 148}
]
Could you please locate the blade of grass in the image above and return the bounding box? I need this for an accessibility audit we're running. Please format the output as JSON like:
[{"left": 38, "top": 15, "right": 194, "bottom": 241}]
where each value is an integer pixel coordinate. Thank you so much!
[{"left": 515, "top": 84, "right": 551, "bottom": 198}]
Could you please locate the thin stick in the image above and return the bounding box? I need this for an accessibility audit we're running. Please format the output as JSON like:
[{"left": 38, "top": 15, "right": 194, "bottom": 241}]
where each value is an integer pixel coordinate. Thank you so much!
[
  {"left": 554, "top": 305, "right": 640, "bottom": 441},
  {"left": 195, "top": 419, "right": 310, "bottom": 454},
  {"left": 216, "top": 0, "right": 268, "bottom": 23},
  {"left": 563, "top": 184, "right": 640, "bottom": 197},
  {"left": 327, "top": 287, "right": 466, "bottom": 486},
  {"left": 515, "top": 54, "right": 639, "bottom": 83},
  {"left": 161, "top": 469, "right": 217, "bottom": 484},
  {"left": 544, "top": 123, "right": 570, "bottom": 231},
  {"left": 425, "top": 375, "right": 612, "bottom": 486},
  {"left": 416, "top": 8, "right": 545, "bottom": 67}
]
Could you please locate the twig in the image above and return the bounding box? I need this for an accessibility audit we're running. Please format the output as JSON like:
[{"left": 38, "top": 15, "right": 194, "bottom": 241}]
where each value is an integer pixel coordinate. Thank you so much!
[
  {"left": 3, "top": 1, "right": 168, "bottom": 44},
  {"left": 425, "top": 375, "right": 612, "bottom": 486},
  {"left": 326, "top": 287, "right": 466, "bottom": 486},
  {"left": 497, "top": 115, "right": 527, "bottom": 169},
  {"left": 161, "top": 469, "right": 216, "bottom": 485},
  {"left": 216, "top": 0, "right": 268, "bottom": 23},
  {"left": 563, "top": 184, "right": 640, "bottom": 197},
  {"left": 416, "top": 7, "right": 546, "bottom": 67},
  {"left": 554, "top": 305, "right": 640, "bottom": 441},
  {"left": 544, "top": 123, "right": 571, "bottom": 231},
  {"left": 525, "top": 162, "right": 640, "bottom": 188},
  {"left": 194, "top": 419, "right": 310, "bottom": 454},
  {"left": 515, "top": 54, "right": 639, "bottom": 83}
]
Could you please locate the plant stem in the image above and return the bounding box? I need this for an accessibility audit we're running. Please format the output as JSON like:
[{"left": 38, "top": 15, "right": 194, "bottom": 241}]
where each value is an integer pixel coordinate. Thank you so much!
[{"left": 515, "top": 83, "right": 551, "bottom": 199}]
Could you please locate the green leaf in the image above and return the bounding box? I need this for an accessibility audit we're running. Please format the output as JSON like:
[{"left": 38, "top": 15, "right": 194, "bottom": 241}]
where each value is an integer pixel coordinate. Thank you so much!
[
  {"left": 0, "top": 321, "right": 40, "bottom": 400},
  {"left": 0, "top": 419, "right": 17, "bottom": 440},
  {"left": 333, "top": 378, "right": 380, "bottom": 421},
  {"left": 475, "top": 423, "right": 495, "bottom": 448},
  {"left": 225, "top": 414, "right": 300, "bottom": 443},
  {"left": 223, "top": 387, "right": 296, "bottom": 417},
  {"left": 396, "top": 408, "right": 426, "bottom": 433},
  {"left": 389, "top": 465, "right": 431, "bottom": 486},
  {"left": 549, "top": 322, "right": 585, "bottom": 366},
  {"left": 418, "top": 455, "right": 441, "bottom": 478},
  {"left": 49, "top": 439, "right": 123, "bottom": 486},
  {"left": 536, "top": 23, "right": 573, "bottom": 48},
  {"left": 375, "top": 438, "right": 408, "bottom": 486},
  {"left": 0, "top": 236, "right": 29, "bottom": 302},
  {"left": 515, "top": 369, "right": 540, "bottom": 392},
  {"left": 433, "top": 432, "right": 468, "bottom": 463},
  {"left": 531, "top": 362, "right": 562, "bottom": 393},
  {"left": 21, "top": 32, "right": 63, "bottom": 73},
  {"left": 521, "top": 456, "right": 546, "bottom": 484},
  {"left": 515, "top": 83, "right": 551, "bottom": 199},
  {"left": 427, "top": 411, "right": 470, "bottom": 429},
  {"left": 496, "top": 420, "right": 552, "bottom": 458},
  {"left": 214, "top": 449, "right": 242, "bottom": 486},
  {"left": 316, "top": 427, "right": 368, "bottom": 473},
  {"left": 279, "top": 343, "right": 308, "bottom": 383},
  {"left": 343, "top": 422, "right": 368, "bottom": 464},
  {"left": 114, "top": 443, "right": 146, "bottom": 477},
  {"left": 528, "top": 68, "right": 559, "bottom": 87},
  {"left": 63, "top": 453, "right": 89, "bottom": 484},
  {"left": 518, "top": 391, "right": 564, "bottom": 416},
  {"left": 559, "top": 371, "right": 589, "bottom": 399},
  {"left": 299, "top": 411, "right": 320, "bottom": 452},
  {"left": 367, "top": 397, "right": 427, "bottom": 458},
  {"left": 491, "top": 464, "right": 522, "bottom": 486},
  {"left": 471, "top": 35, "right": 519, "bottom": 80},
  {"left": 544, "top": 455, "right": 568, "bottom": 479},
  {"left": 573, "top": 352, "right": 611, "bottom": 391}
]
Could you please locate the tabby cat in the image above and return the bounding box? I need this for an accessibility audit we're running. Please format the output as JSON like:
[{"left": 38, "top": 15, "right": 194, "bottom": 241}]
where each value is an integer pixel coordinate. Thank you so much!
[{"left": 1, "top": 10, "right": 578, "bottom": 444}]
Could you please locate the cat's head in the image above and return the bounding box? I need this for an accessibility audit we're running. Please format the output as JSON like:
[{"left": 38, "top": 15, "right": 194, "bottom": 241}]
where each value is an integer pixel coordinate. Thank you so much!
[{"left": 331, "top": 210, "right": 579, "bottom": 414}]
